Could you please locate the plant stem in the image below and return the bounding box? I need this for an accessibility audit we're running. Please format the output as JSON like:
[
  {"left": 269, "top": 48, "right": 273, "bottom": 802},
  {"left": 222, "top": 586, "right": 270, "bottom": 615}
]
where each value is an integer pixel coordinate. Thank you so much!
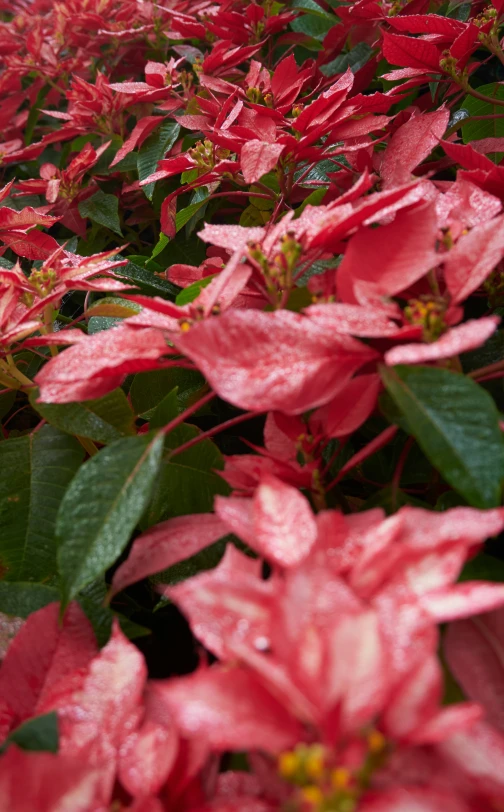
[
  {"left": 76, "top": 436, "right": 99, "bottom": 457},
  {"left": 391, "top": 436, "right": 415, "bottom": 511},
  {"left": 160, "top": 390, "right": 216, "bottom": 437},
  {"left": 167, "top": 409, "right": 262, "bottom": 458},
  {"left": 3, "top": 356, "right": 33, "bottom": 387},
  {"left": 468, "top": 359, "right": 504, "bottom": 379},
  {"left": 460, "top": 82, "right": 504, "bottom": 109}
]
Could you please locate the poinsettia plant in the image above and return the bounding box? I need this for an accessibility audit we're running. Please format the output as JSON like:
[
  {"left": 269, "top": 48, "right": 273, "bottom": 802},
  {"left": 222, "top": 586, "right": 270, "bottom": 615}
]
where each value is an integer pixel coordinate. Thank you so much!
[{"left": 4, "top": 0, "right": 504, "bottom": 807}]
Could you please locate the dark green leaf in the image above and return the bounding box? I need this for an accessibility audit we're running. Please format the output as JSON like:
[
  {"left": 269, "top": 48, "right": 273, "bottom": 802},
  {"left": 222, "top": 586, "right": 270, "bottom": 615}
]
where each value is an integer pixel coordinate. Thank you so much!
[
  {"left": 458, "top": 552, "right": 504, "bottom": 582},
  {"left": 381, "top": 365, "right": 504, "bottom": 508},
  {"left": 0, "top": 427, "right": 84, "bottom": 582},
  {"left": 447, "top": 1, "right": 471, "bottom": 19},
  {"left": 113, "top": 256, "right": 179, "bottom": 300},
  {"left": 150, "top": 536, "right": 228, "bottom": 587},
  {"left": 0, "top": 389, "right": 16, "bottom": 420},
  {"left": 25, "top": 85, "right": 50, "bottom": 146},
  {"left": 435, "top": 491, "right": 468, "bottom": 511},
  {"left": 291, "top": 12, "right": 335, "bottom": 40},
  {"left": 130, "top": 368, "right": 205, "bottom": 417},
  {"left": 462, "top": 83, "right": 504, "bottom": 159},
  {"left": 77, "top": 579, "right": 150, "bottom": 646},
  {"left": 142, "top": 425, "right": 229, "bottom": 527},
  {"left": 0, "top": 582, "right": 59, "bottom": 617},
  {"left": 78, "top": 190, "right": 123, "bottom": 237},
  {"left": 320, "top": 42, "right": 374, "bottom": 77},
  {"left": 57, "top": 434, "right": 164, "bottom": 606},
  {"left": 138, "top": 121, "right": 181, "bottom": 200},
  {"left": 359, "top": 485, "right": 428, "bottom": 514},
  {"left": 0, "top": 713, "right": 58, "bottom": 755},
  {"left": 150, "top": 387, "right": 181, "bottom": 429},
  {"left": 29, "top": 388, "right": 135, "bottom": 444},
  {"left": 291, "top": 0, "right": 336, "bottom": 20}
]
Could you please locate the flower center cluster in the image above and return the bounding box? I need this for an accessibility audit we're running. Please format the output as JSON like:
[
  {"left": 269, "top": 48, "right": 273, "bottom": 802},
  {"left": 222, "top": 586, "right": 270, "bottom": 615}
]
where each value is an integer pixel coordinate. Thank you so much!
[
  {"left": 404, "top": 295, "right": 447, "bottom": 341},
  {"left": 278, "top": 732, "right": 388, "bottom": 811}
]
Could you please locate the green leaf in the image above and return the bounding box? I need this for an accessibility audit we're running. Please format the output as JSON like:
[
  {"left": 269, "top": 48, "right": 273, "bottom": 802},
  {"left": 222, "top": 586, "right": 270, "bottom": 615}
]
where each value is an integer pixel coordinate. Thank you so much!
[
  {"left": 291, "top": 13, "right": 336, "bottom": 41},
  {"left": 0, "top": 427, "right": 84, "bottom": 582},
  {"left": 29, "top": 388, "right": 135, "bottom": 444},
  {"left": 153, "top": 232, "right": 206, "bottom": 269},
  {"left": 0, "top": 580, "right": 148, "bottom": 647},
  {"left": 0, "top": 582, "right": 59, "bottom": 617},
  {"left": 130, "top": 368, "right": 204, "bottom": 417},
  {"left": 151, "top": 233, "right": 170, "bottom": 259},
  {"left": 25, "top": 84, "right": 50, "bottom": 146},
  {"left": 151, "top": 536, "right": 228, "bottom": 587},
  {"left": 77, "top": 579, "right": 150, "bottom": 646},
  {"left": 320, "top": 42, "right": 374, "bottom": 76},
  {"left": 138, "top": 121, "right": 181, "bottom": 200},
  {"left": 78, "top": 190, "right": 123, "bottom": 237},
  {"left": 239, "top": 204, "right": 271, "bottom": 227},
  {"left": 359, "top": 485, "right": 428, "bottom": 514},
  {"left": 88, "top": 316, "right": 122, "bottom": 334},
  {"left": 57, "top": 434, "right": 164, "bottom": 606},
  {"left": 113, "top": 255, "right": 179, "bottom": 300},
  {"left": 175, "top": 273, "right": 217, "bottom": 306},
  {"left": 291, "top": 0, "right": 336, "bottom": 20},
  {"left": 85, "top": 296, "right": 142, "bottom": 319},
  {"left": 0, "top": 389, "right": 16, "bottom": 419},
  {"left": 380, "top": 365, "right": 504, "bottom": 508},
  {"left": 175, "top": 196, "right": 209, "bottom": 233},
  {"left": 142, "top": 425, "right": 229, "bottom": 527},
  {"left": 435, "top": 491, "right": 467, "bottom": 511},
  {"left": 0, "top": 713, "right": 59, "bottom": 755},
  {"left": 150, "top": 387, "right": 181, "bottom": 429},
  {"left": 295, "top": 187, "right": 327, "bottom": 215},
  {"left": 458, "top": 552, "right": 504, "bottom": 582},
  {"left": 447, "top": 1, "right": 471, "bottom": 19},
  {"left": 462, "top": 83, "right": 504, "bottom": 160}
]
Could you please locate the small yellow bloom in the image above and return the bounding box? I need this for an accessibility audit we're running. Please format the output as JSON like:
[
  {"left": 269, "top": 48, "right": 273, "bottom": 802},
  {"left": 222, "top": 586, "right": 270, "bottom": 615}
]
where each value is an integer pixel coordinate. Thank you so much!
[
  {"left": 278, "top": 750, "right": 300, "bottom": 779},
  {"left": 305, "top": 746, "right": 325, "bottom": 780},
  {"left": 301, "top": 785, "right": 325, "bottom": 806},
  {"left": 367, "top": 730, "right": 386, "bottom": 754},
  {"left": 330, "top": 766, "right": 351, "bottom": 789}
]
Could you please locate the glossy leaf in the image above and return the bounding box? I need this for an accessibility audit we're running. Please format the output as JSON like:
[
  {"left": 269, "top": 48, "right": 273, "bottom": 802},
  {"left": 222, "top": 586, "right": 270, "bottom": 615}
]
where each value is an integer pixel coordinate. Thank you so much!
[
  {"left": 381, "top": 365, "right": 504, "bottom": 508},
  {"left": 0, "top": 427, "right": 84, "bottom": 582},
  {"left": 0, "top": 714, "right": 58, "bottom": 755},
  {"left": 29, "top": 388, "right": 135, "bottom": 444},
  {"left": 56, "top": 434, "right": 164, "bottom": 605},
  {"left": 129, "top": 368, "right": 205, "bottom": 417},
  {"left": 462, "top": 83, "right": 504, "bottom": 158},
  {"left": 175, "top": 274, "right": 217, "bottom": 306},
  {"left": 78, "top": 190, "right": 122, "bottom": 237},
  {"left": 113, "top": 256, "right": 179, "bottom": 299},
  {"left": 142, "top": 424, "right": 229, "bottom": 528},
  {"left": 138, "top": 121, "right": 181, "bottom": 200}
]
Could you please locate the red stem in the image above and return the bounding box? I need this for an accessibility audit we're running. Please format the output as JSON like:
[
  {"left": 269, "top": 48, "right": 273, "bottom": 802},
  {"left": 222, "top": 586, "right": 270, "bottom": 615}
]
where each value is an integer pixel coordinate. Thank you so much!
[
  {"left": 167, "top": 409, "right": 263, "bottom": 458},
  {"left": 391, "top": 436, "right": 415, "bottom": 511},
  {"left": 160, "top": 390, "right": 216, "bottom": 437}
]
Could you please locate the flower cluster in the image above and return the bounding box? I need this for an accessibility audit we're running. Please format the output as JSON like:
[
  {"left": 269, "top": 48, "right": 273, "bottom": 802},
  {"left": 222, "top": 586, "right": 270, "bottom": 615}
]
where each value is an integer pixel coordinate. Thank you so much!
[{"left": 3, "top": 0, "right": 504, "bottom": 808}]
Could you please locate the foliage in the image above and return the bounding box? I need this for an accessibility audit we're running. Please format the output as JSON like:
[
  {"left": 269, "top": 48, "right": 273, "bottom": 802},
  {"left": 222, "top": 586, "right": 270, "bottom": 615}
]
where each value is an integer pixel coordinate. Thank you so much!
[{"left": 3, "top": 0, "right": 504, "bottom": 807}]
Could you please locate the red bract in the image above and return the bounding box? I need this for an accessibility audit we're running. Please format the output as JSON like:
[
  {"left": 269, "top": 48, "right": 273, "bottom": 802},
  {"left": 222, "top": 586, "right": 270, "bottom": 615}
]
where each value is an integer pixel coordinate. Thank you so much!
[
  {"left": 0, "top": 204, "right": 60, "bottom": 260},
  {"left": 0, "top": 602, "right": 97, "bottom": 737},
  {"left": 35, "top": 324, "right": 170, "bottom": 402},
  {"left": 155, "top": 502, "right": 504, "bottom": 809},
  {"left": 4, "top": 0, "right": 504, "bottom": 804},
  {"left": 173, "top": 309, "right": 378, "bottom": 414}
]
